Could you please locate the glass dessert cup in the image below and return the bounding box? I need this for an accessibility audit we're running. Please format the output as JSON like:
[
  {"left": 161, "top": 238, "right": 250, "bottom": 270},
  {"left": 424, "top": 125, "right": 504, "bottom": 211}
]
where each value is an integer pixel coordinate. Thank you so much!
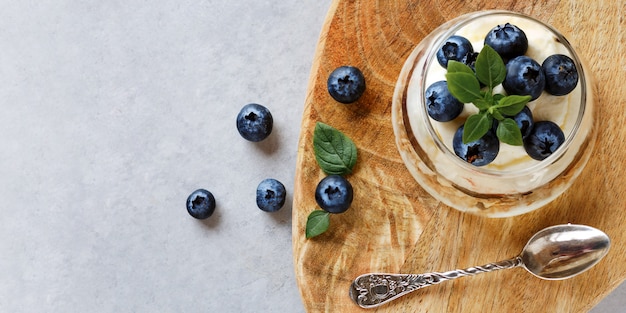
[{"left": 391, "top": 10, "right": 596, "bottom": 217}]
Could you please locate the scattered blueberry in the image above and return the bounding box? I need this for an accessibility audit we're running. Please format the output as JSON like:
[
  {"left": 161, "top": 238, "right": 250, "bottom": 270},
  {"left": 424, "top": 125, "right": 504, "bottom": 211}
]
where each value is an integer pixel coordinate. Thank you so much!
[
  {"left": 186, "top": 189, "right": 216, "bottom": 219},
  {"left": 452, "top": 125, "right": 500, "bottom": 166},
  {"left": 503, "top": 56, "right": 545, "bottom": 101},
  {"left": 511, "top": 105, "right": 534, "bottom": 140},
  {"left": 315, "top": 175, "right": 353, "bottom": 214},
  {"left": 542, "top": 54, "right": 579, "bottom": 96},
  {"left": 425, "top": 80, "right": 464, "bottom": 122},
  {"left": 256, "top": 178, "right": 286, "bottom": 212},
  {"left": 484, "top": 23, "right": 528, "bottom": 60},
  {"left": 236, "top": 103, "right": 273, "bottom": 142},
  {"left": 436, "top": 35, "right": 474, "bottom": 68},
  {"left": 523, "top": 121, "right": 565, "bottom": 160},
  {"left": 327, "top": 66, "right": 366, "bottom": 104}
]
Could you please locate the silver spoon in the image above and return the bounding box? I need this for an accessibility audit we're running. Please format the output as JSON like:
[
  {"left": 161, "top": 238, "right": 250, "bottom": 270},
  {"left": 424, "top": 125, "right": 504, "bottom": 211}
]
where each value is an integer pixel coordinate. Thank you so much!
[{"left": 349, "top": 224, "right": 610, "bottom": 309}]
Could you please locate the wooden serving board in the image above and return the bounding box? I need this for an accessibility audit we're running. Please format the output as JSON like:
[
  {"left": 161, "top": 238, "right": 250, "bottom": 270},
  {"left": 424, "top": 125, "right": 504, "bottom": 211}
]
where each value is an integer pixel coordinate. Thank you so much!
[{"left": 292, "top": 1, "right": 626, "bottom": 312}]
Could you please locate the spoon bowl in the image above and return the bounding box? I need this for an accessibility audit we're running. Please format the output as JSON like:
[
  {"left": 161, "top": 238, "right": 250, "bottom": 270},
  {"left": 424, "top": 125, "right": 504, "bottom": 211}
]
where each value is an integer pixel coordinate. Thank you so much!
[
  {"left": 521, "top": 224, "right": 610, "bottom": 279},
  {"left": 349, "top": 224, "right": 610, "bottom": 309}
]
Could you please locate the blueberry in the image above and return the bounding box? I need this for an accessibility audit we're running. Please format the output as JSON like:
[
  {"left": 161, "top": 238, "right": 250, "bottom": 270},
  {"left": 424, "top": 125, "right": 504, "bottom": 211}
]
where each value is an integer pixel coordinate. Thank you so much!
[
  {"left": 186, "top": 189, "right": 216, "bottom": 219},
  {"left": 236, "top": 103, "right": 273, "bottom": 142},
  {"left": 436, "top": 35, "right": 474, "bottom": 68},
  {"left": 542, "top": 54, "right": 579, "bottom": 96},
  {"left": 327, "top": 66, "right": 366, "bottom": 104},
  {"left": 462, "top": 51, "right": 479, "bottom": 72},
  {"left": 523, "top": 121, "right": 565, "bottom": 160},
  {"left": 256, "top": 178, "right": 286, "bottom": 212},
  {"left": 503, "top": 56, "right": 545, "bottom": 101},
  {"left": 494, "top": 105, "right": 533, "bottom": 139},
  {"left": 511, "top": 105, "right": 534, "bottom": 140},
  {"left": 452, "top": 125, "right": 500, "bottom": 166},
  {"left": 315, "top": 175, "right": 353, "bottom": 214},
  {"left": 484, "top": 23, "right": 528, "bottom": 60},
  {"left": 461, "top": 52, "right": 488, "bottom": 88},
  {"left": 425, "top": 80, "right": 464, "bottom": 122}
]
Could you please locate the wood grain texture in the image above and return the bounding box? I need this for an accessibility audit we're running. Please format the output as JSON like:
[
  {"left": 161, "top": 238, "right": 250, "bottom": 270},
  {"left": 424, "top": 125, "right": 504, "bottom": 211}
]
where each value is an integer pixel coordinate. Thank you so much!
[{"left": 292, "top": 1, "right": 626, "bottom": 312}]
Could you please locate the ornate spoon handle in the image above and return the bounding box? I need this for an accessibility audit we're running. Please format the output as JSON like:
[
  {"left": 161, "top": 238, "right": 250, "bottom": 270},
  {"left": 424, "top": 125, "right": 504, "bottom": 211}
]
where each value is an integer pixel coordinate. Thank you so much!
[{"left": 349, "top": 257, "right": 523, "bottom": 309}]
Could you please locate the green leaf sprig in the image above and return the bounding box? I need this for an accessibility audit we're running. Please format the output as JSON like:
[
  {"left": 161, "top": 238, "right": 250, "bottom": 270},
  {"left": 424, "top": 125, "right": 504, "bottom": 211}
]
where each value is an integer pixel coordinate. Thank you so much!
[
  {"left": 306, "top": 122, "right": 357, "bottom": 239},
  {"left": 305, "top": 210, "right": 330, "bottom": 239},
  {"left": 446, "top": 45, "right": 531, "bottom": 146},
  {"left": 313, "top": 122, "right": 357, "bottom": 175}
]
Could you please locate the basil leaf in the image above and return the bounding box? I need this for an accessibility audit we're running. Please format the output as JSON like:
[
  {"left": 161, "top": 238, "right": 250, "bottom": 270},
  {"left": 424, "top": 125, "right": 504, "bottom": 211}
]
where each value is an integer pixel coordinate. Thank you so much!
[
  {"left": 496, "top": 95, "right": 531, "bottom": 116},
  {"left": 313, "top": 122, "right": 357, "bottom": 175},
  {"left": 306, "top": 210, "right": 330, "bottom": 238},
  {"left": 483, "top": 90, "right": 493, "bottom": 103},
  {"left": 489, "top": 106, "right": 505, "bottom": 120},
  {"left": 447, "top": 60, "right": 474, "bottom": 74},
  {"left": 445, "top": 72, "right": 482, "bottom": 103},
  {"left": 473, "top": 98, "right": 490, "bottom": 111},
  {"left": 475, "top": 45, "right": 506, "bottom": 88},
  {"left": 493, "top": 94, "right": 505, "bottom": 102},
  {"left": 496, "top": 118, "right": 523, "bottom": 146},
  {"left": 463, "top": 113, "right": 492, "bottom": 144}
]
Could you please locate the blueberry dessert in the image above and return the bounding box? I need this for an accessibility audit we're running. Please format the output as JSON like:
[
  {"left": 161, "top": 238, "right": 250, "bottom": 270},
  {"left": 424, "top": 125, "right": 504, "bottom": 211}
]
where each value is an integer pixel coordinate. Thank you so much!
[
  {"left": 395, "top": 11, "right": 594, "bottom": 215},
  {"left": 425, "top": 20, "right": 580, "bottom": 167}
]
